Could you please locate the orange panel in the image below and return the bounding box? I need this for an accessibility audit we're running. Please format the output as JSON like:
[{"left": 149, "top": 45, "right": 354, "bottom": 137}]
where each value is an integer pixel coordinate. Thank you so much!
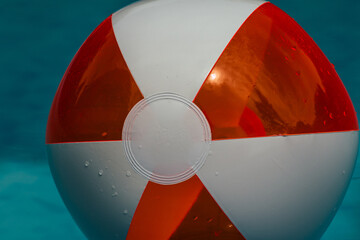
[
  {"left": 46, "top": 16, "right": 143, "bottom": 144},
  {"left": 194, "top": 3, "right": 358, "bottom": 140},
  {"left": 126, "top": 176, "right": 203, "bottom": 240},
  {"left": 127, "top": 175, "right": 245, "bottom": 240},
  {"left": 170, "top": 187, "right": 245, "bottom": 239}
]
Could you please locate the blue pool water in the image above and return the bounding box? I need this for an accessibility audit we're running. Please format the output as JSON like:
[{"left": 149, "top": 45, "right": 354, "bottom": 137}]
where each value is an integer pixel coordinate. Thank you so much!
[{"left": 0, "top": 0, "right": 359, "bottom": 239}]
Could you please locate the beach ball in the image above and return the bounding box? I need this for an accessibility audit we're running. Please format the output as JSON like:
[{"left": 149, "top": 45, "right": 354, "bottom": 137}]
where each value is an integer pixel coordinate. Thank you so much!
[{"left": 46, "top": 0, "right": 359, "bottom": 239}]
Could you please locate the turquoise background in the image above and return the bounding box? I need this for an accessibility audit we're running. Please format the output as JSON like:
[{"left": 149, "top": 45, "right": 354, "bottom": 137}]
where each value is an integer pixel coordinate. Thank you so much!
[{"left": 0, "top": 0, "right": 359, "bottom": 239}]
